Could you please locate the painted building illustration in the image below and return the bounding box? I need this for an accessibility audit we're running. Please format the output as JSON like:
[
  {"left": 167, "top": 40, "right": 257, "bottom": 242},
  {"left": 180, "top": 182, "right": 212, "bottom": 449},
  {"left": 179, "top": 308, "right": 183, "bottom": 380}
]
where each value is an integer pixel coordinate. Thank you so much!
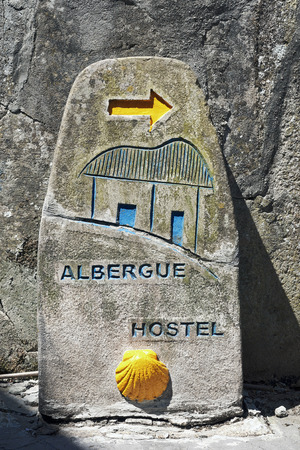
[{"left": 80, "top": 138, "right": 214, "bottom": 255}]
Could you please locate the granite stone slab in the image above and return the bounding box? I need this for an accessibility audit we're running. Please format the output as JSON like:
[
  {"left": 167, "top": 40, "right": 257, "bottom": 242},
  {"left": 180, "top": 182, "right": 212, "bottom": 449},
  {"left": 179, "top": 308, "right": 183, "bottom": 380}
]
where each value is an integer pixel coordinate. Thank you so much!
[{"left": 38, "top": 57, "right": 242, "bottom": 423}]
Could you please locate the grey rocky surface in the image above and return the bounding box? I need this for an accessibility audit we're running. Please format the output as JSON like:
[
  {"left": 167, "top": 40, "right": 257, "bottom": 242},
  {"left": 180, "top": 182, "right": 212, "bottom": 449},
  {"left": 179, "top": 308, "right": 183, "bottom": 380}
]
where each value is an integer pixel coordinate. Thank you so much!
[
  {"left": 1, "top": 380, "right": 300, "bottom": 449},
  {"left": 0, "top": 0, "right": 299, "bottom": 385}
]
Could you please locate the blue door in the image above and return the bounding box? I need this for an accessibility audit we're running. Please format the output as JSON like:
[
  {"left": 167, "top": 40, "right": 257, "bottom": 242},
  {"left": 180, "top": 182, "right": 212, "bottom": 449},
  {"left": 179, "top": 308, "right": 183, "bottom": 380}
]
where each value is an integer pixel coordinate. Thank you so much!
[
  {"left": 171, "top": 211, "right": 184, "bottom": 246},
  {"left": 117, "top": 204, "right": 137, "bottom": 227}
]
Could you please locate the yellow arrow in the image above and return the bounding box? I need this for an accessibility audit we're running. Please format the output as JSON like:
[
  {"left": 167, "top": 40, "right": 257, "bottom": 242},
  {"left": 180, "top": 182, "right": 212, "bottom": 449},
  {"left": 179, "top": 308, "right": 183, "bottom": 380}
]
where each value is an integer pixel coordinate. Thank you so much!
[{"left": 108, "top": 90, "right": 172, "bottom": 131}]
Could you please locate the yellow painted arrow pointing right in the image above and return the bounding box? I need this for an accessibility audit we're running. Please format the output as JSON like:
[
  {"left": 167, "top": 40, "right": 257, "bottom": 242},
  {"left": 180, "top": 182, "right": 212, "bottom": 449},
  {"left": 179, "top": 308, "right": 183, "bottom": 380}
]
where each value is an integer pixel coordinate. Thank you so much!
[{"left": 108, "top": 90, "right": 173, "bottom": 131}]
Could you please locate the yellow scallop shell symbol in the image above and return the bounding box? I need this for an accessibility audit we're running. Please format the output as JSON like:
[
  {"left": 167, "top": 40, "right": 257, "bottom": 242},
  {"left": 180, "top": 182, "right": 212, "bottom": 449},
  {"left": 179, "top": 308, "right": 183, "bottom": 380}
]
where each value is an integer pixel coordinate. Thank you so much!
[{"left": 115, "top": 349, "right": 169, "bottom": 402}]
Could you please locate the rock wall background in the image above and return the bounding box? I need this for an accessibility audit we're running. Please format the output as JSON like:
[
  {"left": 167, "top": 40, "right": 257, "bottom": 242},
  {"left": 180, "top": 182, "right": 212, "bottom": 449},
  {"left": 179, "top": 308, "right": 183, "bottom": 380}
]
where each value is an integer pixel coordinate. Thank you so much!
[{"left": 0, "top": 0, "right": 299, "bottom": 381}]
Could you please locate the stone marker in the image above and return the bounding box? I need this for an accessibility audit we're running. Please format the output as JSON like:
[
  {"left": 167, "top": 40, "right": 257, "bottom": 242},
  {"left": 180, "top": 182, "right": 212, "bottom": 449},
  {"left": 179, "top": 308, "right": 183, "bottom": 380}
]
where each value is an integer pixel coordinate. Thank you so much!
[{"left": 38, "top": 57, "right": 242, "bottom": 424}]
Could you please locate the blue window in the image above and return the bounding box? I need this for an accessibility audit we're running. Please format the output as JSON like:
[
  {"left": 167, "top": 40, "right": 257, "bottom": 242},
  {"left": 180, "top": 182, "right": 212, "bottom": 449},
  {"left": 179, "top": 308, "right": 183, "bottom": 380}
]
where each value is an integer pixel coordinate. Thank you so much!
[
  {"left": 171, "top": 211, "right": 184, "bottom": 246},
  {"left": 117, "top": 204, "right": 137, "bottom": 227}
]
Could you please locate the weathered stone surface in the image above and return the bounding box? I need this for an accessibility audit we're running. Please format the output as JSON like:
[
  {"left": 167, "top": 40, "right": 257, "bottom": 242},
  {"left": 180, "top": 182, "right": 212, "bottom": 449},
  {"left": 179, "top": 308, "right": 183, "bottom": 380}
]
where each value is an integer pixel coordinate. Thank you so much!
[
  {"left": 38, "top": 57, "right": 242, "bottom": 423},
  {"left": 0, "top": 0, "right": 299, "bottom": 384},
  {"left": 3, "top": 380, "right": 300, "bottom": 448},
  {"left": 7, "top": 383, "right": 27, "bottom": 395},
  {"left": 0, "top": 111, "right": 55, "bottom": 373},
  {"left": 125, "top": 418, "right": 153, "bottom": 425},
  {"left": 275, "top": 406, "right": 288, "bottom": 418}
]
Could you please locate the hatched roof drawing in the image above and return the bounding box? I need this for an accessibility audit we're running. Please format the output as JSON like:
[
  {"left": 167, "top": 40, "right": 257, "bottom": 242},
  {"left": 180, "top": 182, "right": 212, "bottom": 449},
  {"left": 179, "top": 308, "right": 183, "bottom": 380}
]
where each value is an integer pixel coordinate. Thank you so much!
[{"left": 80, "top": 138, "right": 213, "bottom": 188}]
